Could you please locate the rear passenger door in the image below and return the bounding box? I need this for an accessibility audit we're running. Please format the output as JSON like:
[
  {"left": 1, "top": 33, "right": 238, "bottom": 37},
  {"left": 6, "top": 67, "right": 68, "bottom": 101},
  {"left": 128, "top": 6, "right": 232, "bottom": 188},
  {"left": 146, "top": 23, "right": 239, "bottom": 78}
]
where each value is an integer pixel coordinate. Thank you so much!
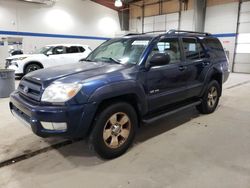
[
  {"left": 64, "top": 46, "right": 83, "bottom": 64},
  {"left": 181, "top": 37, "right": 210, "bottom": 98}
]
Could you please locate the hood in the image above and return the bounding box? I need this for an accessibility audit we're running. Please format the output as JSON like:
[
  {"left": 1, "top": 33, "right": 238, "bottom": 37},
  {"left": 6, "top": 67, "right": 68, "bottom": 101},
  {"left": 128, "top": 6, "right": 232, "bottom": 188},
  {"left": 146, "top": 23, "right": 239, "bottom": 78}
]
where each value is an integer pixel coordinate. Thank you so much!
[
  {"left": 6, "top": 53, "right": 44, "bottom": 60},
  {"left": 25, "top": 61, "right": 128, "bottom": 85}
]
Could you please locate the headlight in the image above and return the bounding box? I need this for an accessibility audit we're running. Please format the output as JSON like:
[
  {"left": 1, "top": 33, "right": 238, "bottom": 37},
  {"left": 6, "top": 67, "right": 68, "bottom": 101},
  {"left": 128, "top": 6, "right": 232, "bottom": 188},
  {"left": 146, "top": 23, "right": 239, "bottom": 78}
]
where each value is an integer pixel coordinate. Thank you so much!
[
  {"left": 41, "top": 82, "right": 83, "bottom": 103},
  {"left": 12, "top": 57, "right": 27, "bottom": 61},
  {"left": 11, "top": 61, "right": 18, "bottom": 67}
]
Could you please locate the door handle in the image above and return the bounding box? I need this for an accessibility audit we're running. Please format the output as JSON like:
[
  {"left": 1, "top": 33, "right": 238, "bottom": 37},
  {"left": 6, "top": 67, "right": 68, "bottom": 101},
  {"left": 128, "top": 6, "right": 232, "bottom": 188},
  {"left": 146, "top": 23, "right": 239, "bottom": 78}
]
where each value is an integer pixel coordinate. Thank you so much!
[{"left": 179, "top": 66, "right": 187, "bottom": 71}]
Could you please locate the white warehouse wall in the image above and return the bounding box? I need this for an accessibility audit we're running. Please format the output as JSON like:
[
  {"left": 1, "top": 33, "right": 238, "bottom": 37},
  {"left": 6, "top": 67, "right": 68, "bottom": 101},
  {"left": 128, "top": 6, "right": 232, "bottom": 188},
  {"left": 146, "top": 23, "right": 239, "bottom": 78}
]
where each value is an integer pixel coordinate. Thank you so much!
[
  {"left": 204, "top": 2, "right": 239, "bottom": 70},
  {"left": 0, "top": 0, "right": 121, "bottom": 53}
]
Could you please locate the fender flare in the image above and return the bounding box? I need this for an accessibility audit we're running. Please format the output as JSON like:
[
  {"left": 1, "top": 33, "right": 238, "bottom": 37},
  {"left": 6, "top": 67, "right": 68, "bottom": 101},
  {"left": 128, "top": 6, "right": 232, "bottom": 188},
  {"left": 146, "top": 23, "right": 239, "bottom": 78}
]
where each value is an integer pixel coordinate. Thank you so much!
[
  {"left": 200, "top": 65, "right": 223, "bottom": 97},
  {"left": 88, "top": 80, "right": 148, "bottom": 116}
]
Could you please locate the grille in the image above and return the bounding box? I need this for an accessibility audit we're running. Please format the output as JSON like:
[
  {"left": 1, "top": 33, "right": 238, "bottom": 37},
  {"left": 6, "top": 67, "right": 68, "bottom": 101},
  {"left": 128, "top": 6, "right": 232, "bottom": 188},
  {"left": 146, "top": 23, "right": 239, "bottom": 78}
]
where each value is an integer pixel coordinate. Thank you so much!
[{"left": 18, "top": 79, "right": 42, "bottom": 101}]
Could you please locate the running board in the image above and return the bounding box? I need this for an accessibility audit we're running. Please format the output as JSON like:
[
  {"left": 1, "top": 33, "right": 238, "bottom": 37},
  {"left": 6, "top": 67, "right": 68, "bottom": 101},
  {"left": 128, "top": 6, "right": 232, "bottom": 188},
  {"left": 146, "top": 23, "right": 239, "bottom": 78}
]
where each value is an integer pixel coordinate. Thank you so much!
[{"left": 142, "top": 100, "right": 201, "bottom": 124}]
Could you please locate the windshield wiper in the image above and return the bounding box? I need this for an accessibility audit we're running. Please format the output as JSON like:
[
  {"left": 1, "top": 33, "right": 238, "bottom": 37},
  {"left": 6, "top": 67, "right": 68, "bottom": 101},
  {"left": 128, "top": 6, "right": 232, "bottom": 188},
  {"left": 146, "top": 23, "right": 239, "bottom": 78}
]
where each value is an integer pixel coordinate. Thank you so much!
[
  {"left": 84, "top": 59, "right": 93, "bottom": 62},
  {"left": 108, "top": 57, "right": 122, "bottom": 64},
  {"left": 98, "top": 57, "right": 122, "bottom": 64},
  {"left": 80, "top": 58, "right": 93, "bottom": 62}
]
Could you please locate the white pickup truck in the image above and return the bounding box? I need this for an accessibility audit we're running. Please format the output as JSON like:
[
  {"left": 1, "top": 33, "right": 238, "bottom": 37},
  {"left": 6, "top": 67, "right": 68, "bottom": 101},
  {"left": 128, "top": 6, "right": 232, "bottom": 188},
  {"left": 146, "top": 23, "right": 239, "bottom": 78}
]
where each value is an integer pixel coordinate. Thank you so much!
[{"left": 6, "top": 44, "right": 92, "bottom": 76}]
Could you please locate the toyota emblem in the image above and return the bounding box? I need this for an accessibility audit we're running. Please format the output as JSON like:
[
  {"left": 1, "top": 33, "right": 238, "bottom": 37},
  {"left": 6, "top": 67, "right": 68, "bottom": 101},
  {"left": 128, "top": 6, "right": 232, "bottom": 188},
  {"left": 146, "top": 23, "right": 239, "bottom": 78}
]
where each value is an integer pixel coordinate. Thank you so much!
[{"left": 23, "top": 86, "right": 29, "bottom": 94}]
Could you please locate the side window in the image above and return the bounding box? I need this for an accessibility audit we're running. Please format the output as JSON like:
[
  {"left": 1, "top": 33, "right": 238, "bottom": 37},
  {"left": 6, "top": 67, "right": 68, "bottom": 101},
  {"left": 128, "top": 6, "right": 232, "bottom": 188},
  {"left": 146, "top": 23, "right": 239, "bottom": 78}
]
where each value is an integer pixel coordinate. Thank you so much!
[
  {"left": 182, "top": 38, "right": 205, "bottom": 60},
  {"left": 203, "top": 38, "right": 225, "bottom": 58},
  {"left": 52, "top": 46, "right": 65, "bottom": 55},
  {"left": 78, "top": 47, "right": 85, "bottom": 53},
  {"left": 148, "top": 38, "right": 181, "bottom": 64},
  {"left": 66, "top": 46, "right": 80, "bottom": 54}
]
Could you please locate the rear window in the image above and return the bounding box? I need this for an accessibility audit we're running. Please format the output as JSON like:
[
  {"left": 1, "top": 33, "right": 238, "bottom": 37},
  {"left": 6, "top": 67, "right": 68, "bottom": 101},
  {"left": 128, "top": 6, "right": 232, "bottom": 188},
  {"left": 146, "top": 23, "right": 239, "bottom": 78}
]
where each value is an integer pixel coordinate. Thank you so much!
[{"left": 203, "top": 38, "right": 225, "bottom": 58}]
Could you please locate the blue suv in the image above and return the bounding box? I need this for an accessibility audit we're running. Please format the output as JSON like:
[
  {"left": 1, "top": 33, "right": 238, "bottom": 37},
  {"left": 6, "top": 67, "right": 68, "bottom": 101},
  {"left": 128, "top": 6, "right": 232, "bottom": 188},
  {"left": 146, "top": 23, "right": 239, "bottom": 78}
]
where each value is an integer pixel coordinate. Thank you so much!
[{"left": 10, "top": 30, "right": 230, "bottom": 159}]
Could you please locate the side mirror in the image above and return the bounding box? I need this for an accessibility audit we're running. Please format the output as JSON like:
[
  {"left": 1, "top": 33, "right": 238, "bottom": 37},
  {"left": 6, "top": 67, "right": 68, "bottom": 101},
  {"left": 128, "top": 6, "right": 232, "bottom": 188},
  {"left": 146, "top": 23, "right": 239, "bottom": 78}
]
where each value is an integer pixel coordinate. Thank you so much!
[
  {"left": 149, "top": 53, "right": 170, "bottom": 67},
  {"left": 46, "top": 51, "right": 53, "bottom": 56}
]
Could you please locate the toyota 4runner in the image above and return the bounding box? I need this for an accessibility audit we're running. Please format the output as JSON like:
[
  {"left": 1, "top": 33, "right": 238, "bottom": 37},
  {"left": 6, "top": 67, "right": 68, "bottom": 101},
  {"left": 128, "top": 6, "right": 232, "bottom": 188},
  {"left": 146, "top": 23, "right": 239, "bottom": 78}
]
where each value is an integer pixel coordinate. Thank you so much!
[{"left": 10, "top": 30, "right": 230, "bottom": 159}]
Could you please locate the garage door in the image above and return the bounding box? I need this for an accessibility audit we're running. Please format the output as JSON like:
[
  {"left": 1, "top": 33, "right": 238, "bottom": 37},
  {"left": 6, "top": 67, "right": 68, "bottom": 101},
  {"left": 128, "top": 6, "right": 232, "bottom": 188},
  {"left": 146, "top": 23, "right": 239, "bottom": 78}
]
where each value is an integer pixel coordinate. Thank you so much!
[
  {"left": 143, "top": 13, "right": 179, "bottom": 33},
  {"left": 234, "top": 1, "right": 250, "bottom": 73}
]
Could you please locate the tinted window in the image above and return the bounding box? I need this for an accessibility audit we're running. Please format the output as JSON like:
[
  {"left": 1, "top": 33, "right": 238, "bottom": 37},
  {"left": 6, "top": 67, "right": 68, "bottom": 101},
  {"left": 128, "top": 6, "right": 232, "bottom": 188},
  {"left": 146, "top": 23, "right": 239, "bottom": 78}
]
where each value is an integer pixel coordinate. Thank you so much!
[
  {"left": 79, "top": 47, "right": 85, "bottom": 53},
  {"left": 148, "top": 38, "right": 181, "bottom": 64},
  {"left": 203, "top": 38, "right": 225, "bottom": 58},
  {"left": 52, "top": 46, "right": 65, "bottom": 55},
  {"left": 183, "top": 38, "right": 205, "bottom": 60},
  {"left": 66, "top": 46, "right": 79, "bottom": 53}
]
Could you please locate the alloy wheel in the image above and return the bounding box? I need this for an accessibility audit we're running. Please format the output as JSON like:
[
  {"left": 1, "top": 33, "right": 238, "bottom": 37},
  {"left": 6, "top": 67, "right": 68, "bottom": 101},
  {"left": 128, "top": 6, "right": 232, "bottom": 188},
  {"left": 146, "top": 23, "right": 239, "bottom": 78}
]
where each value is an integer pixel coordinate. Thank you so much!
[
  {"left": 207, "top": 86, "right": 218, "bottom": 108},
  {"left": 103, "top": 112, "right": 131, "bottom": 149},
  {"left": 28, "top": 65, "right": 39, "bottom": 73}
]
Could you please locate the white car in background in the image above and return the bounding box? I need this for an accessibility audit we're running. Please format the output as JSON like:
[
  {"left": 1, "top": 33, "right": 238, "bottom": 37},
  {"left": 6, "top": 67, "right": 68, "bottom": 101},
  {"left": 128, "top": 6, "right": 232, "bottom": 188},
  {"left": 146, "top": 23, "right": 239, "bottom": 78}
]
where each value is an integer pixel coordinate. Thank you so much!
[{"left": 5, "top": 44, "right": 92, "bottom": 76}]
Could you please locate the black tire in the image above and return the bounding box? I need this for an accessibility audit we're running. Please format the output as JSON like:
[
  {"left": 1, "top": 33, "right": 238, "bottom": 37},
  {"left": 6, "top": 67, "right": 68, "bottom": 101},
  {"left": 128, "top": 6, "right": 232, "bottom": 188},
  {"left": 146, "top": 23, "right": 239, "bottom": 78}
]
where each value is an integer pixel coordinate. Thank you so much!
[
  {"left": 24, "top": 63, "right": 42, "bottom": 75},
  {"left": 197, "top": 80, "right": 221, "bottom": 114},
  {"left": 89, "top": 102, "right": 137, "bottom": 159}
]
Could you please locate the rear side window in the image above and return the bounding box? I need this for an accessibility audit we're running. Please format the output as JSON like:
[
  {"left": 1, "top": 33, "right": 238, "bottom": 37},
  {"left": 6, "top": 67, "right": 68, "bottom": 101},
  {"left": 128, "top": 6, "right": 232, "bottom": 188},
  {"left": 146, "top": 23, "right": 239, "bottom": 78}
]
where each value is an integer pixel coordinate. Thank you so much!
[
  {"left": 203, "top": 38, "right": 225, "bottom": 58},
  {"left": 182, "top": 38, "right": 205, "bottom": 60},
  {"left": 66, "top": 46, "right": 80, "bottom": 53}
]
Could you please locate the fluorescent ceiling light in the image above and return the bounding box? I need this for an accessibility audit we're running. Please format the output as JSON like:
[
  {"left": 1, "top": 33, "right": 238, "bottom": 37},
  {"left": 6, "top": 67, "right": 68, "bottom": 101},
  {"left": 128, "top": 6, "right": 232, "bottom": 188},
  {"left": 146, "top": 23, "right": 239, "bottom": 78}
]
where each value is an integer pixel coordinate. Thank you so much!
[
  {"left": 21, "top": 0, "right": 56, "bottom": 5},
  {"left": 115, "top": 0, "right": 122, "bottom": 7}
]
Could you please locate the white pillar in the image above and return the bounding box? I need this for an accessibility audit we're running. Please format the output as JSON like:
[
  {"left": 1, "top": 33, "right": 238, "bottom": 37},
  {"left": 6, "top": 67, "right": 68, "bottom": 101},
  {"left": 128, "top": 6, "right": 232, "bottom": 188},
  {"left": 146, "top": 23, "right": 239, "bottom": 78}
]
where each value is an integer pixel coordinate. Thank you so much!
[
  {"left": 193, "top": 0, "right": 206, "bottom": 32},
  {"left": 0, "top": 37, "right": 9, "bottom": 69}
]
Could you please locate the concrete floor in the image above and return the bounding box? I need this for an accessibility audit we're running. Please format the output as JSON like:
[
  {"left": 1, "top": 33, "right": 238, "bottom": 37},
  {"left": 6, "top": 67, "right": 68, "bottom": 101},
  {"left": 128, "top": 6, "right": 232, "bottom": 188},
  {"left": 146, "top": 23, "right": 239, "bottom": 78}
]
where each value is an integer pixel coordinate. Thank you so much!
[{"left": 0, "top": 73, "right": 250, "bottom": 188}]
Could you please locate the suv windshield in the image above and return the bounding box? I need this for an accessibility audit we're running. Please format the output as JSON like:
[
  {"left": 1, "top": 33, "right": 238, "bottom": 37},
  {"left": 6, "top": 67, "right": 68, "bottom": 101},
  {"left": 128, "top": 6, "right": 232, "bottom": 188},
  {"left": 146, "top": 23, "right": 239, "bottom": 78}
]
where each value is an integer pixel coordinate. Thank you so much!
[
  {"left": 86, "top": 38, "right": 151, "bottom": 65},
  {"left": 33, "top": 46, "right": 53, "bottom": 55}
]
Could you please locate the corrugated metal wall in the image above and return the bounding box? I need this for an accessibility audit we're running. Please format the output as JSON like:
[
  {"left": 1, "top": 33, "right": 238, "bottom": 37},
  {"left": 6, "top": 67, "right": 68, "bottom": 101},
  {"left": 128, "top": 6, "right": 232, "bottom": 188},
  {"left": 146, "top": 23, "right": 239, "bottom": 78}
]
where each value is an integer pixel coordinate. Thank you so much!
[
  {"left": 128, "top": 0, "right": 250, "bottom": 74},
  {"left": 204, "top": 2, "right": 239, "bottom": 71},
  {"left": 143, "top": 13, "right": 179, "bottom": 33},
  {"left": 234, "top": 1, "right": 250, "bottom": 73}
]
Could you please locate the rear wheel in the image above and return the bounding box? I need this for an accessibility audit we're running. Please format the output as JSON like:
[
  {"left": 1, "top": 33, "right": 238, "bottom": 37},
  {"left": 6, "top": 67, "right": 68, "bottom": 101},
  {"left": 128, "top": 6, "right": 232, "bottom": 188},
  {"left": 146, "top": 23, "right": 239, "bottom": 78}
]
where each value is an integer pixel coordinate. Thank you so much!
[
  {"left": 197, "top": 80, "right": 220, "bottom": 114},
  {"left": 24, "top": 64, "right": 42, "bottom": 75},
  {"left": 89, "top": 102, "right": 137, "bottom": 159}
]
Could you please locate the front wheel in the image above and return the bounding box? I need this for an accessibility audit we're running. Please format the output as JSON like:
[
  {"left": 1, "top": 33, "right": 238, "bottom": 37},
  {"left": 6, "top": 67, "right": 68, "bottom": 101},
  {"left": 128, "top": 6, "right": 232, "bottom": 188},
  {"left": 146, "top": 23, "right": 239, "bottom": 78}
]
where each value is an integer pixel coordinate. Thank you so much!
[
  {"left": 24, "top": 64, "right": 42, "bottom": 75},
  {"left": 89, "top": 102, "right": 137, "bottom": 159},
  {"left": 197, "top": 80, "right": 221, "bottom": 114}
]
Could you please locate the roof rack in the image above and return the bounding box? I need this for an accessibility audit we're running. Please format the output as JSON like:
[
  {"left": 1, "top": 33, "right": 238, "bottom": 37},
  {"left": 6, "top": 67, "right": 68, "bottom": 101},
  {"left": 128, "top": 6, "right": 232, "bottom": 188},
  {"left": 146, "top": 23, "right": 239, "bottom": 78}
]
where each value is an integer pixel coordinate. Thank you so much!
[
  {"left": 124, "top": 30, "right": 212, "bottom": 37},
  {"left": 124, "top": 33, "right": 143, "bottom": 36},
  {"left": 143, "top": 30, "right": 166, "bottom": 34},
  {"left": 167, "top": 29, "right": 211, "bottom": 36}
]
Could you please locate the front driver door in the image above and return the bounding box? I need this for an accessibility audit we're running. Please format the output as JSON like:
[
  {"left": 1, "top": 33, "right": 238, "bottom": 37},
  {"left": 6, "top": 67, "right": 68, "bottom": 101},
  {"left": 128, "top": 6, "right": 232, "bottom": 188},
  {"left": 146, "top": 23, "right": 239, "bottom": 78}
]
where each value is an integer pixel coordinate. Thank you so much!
[{"left": 145, "top": 37, "right": 189, "bottom": 112}]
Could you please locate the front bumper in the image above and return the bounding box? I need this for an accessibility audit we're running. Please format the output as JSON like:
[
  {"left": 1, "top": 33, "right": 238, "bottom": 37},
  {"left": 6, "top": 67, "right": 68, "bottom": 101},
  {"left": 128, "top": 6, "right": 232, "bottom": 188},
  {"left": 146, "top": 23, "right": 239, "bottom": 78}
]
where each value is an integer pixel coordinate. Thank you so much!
[
  {"left": 223, "top": 69, "right": 230, "bottom": 83},
  {"left": 6, "top": 64, "right": 23, "bottom": 75},
  {"left": 9, "top": 91, "right": 96, "bottom": 138}
]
